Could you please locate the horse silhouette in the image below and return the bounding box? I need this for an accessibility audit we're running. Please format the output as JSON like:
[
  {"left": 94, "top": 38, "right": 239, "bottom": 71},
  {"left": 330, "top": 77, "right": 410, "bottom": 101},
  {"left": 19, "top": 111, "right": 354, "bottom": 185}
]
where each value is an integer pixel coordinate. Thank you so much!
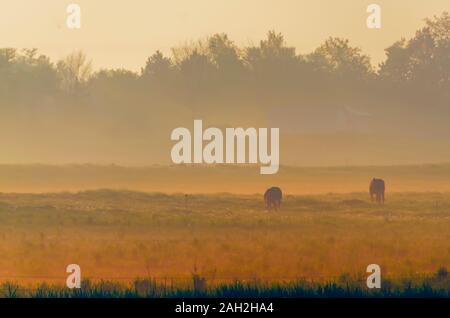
[
  {"left": 264, "top": 187, "right": 282, "bottom": 211},
  {"left": 369, "top": 178, "right": 385, "bottom": 204}
]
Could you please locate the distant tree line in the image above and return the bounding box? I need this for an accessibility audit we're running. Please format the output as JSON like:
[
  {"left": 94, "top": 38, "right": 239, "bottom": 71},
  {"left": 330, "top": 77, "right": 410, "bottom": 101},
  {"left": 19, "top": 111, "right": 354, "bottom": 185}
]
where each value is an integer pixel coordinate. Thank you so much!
[{"left": 0, "top": 12, "right": 448, "bottom": 134}]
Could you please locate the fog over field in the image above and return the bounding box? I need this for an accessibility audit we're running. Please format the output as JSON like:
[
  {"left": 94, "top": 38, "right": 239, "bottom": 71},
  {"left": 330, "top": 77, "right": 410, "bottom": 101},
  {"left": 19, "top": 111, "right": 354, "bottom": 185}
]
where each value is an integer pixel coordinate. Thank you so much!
[
  {"left": 2, "top": 164, "right": 450, "bottom": 194},
  {"left": 1, "top": 12, "right": 449, "bottom": 167}
]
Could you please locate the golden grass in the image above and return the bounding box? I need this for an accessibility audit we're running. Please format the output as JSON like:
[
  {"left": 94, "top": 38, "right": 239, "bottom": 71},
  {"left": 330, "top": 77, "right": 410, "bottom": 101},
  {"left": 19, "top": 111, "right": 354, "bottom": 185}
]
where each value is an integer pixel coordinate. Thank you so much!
[{"left": 0, "top": 190, "right": 448, "bottom": 287}]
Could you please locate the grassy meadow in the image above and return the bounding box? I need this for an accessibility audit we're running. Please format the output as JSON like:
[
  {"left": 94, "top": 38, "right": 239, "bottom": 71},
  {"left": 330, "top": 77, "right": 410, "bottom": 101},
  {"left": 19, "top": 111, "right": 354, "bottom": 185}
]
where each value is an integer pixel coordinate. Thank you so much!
[{"left": 0, "top": 165, "right": 449, "bottom": 297}]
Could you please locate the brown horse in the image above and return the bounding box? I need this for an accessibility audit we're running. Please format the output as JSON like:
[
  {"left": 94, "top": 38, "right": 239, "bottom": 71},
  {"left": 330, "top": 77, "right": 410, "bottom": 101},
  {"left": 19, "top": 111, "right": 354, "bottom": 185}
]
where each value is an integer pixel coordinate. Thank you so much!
[
  {"left": 369, "top": 178, "right": 385, "bottom": 204},
  {"left": 264, "top": 187, "right": 282, "bottom": 211}
]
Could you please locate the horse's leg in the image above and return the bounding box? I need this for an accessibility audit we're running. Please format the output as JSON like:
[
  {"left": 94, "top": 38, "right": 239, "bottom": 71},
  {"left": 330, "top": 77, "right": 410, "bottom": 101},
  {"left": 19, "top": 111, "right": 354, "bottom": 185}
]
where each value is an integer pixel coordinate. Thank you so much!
[{"left": 382, "top": 192, "right": 385, "bottom": 204}]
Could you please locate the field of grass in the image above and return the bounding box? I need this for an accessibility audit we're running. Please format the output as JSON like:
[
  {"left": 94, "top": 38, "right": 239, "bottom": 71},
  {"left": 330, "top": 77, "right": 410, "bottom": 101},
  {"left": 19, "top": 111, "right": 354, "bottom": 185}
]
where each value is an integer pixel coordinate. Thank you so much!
[{"left": 0, "top": 187, "right": 448, "bottom": 297}]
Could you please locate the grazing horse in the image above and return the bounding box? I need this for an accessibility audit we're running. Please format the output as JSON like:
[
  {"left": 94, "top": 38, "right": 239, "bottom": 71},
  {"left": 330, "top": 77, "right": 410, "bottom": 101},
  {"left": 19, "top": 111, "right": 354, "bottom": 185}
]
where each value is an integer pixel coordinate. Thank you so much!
[
  {"left": 369, "top": 178, "right": 385, "bottom": 204},
  {"left": 264, "top": 187, "right": 282, "bottom": 211}
]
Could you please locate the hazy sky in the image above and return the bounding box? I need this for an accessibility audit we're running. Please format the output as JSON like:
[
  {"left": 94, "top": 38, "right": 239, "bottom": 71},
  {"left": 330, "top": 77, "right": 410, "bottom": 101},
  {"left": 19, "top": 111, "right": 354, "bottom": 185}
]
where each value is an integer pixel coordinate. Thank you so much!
[{"left": 0, "top": 0, "right": 448, "bottom": 71}]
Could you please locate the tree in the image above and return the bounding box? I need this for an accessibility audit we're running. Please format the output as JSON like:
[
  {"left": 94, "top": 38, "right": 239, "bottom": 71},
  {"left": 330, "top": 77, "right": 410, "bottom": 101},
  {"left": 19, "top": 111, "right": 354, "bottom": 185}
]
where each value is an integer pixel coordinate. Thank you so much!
[
  {"left": 0, "top": 48, "right": 16, "bottom": 67},
  {"left": 307, "top": 37, "right": 373, "bottom": 81},
  {"left": 57, "top": 51, "right": 92, "bottom": 94},
  {"left": 379, "top": 12, "right": 449, "bottom": 86},
  {"left": 0, "top": 49, "right": 58, "bottom": 103},
  {"left": 244, "top": 31, "right": 297, "bottom": 73},
  {"left": 207, "top": 33, "right": 243, "bottom": 74},
  {"left": 243, "top": 31, "right": 299, "bottom": 102},
  {"left": 141, "top": 50, "right": 172, "bottom": 79}
]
